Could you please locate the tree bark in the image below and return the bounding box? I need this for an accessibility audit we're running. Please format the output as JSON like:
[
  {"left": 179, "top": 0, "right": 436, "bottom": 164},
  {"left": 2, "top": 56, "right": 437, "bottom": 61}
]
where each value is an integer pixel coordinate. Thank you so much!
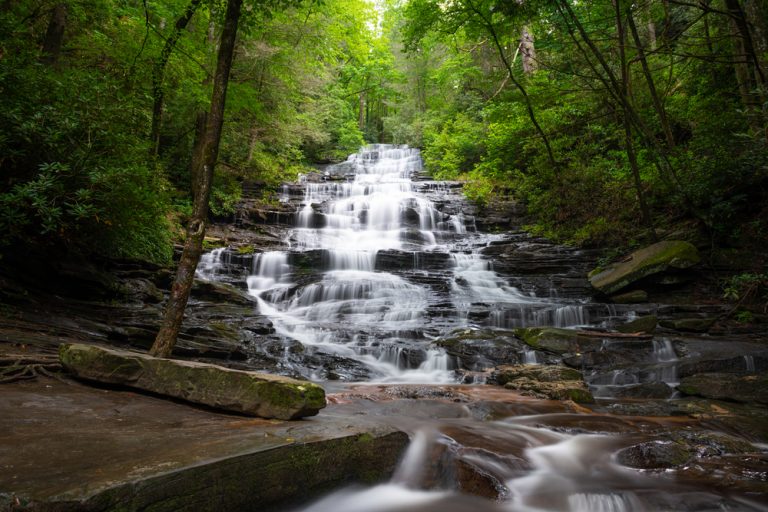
[
  {"left": 40, "top": 3, "right": 66, "bottom": 65},
  {"left": 150, "top": 0, "right": 243, "bottom": 358},
  {"left": 627, "top": 10, "right": 676, "bottom": 148},
  {"left": 466, "top": 0, "right": 558, "bottom": 171},
  {"left": 614, "top": 0, "right": 654, "bottom": 232},
  {"left": 520, "top": 26, "right": 537, "bottom": 75},
  {"left": 150, "top": 0, "right": 204, "bottom": 157}
]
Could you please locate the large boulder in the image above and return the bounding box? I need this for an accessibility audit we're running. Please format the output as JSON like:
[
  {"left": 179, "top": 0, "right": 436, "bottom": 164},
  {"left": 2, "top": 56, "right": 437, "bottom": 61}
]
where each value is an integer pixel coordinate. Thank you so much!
[
  {"left": 59, "top": 343, "right": 326, "bottom": 419},
  {"left": 589, "top": 241, "right": 700, "bottom": 295}
]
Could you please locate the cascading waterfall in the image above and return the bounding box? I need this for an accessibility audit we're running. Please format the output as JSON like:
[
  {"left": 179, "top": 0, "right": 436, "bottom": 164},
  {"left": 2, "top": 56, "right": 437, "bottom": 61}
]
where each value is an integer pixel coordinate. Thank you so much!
[{"left": 200, "top": 144, "right": 594, "bottom": 382}]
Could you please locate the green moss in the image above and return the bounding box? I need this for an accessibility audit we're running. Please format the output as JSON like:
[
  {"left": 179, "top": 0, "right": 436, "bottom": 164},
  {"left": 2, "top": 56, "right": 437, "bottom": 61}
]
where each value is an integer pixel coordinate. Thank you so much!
[
  {"left": 589, "top": 241, "right": 700, "bottom": 294},
  {"left": 565, "top": 388, "right": 595, "bottom": 403},
  {"left": 202, "top": 238, "right": 226, "bottom": 251},
  {"left": 236, "top": 245, "right": 255, "bottom": 255}
]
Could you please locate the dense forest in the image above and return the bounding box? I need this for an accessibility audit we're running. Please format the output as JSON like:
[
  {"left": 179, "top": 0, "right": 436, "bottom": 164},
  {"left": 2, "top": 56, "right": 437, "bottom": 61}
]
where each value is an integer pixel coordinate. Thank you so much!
[{"left": 1, "top": 0, "right": 766, "bottom": 260}]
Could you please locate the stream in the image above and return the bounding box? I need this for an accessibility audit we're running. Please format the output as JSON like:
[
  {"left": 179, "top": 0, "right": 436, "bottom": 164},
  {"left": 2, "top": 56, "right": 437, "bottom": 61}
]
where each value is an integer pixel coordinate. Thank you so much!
[{"left": 200, "top": 145, "right": 768, "bottom": 511}]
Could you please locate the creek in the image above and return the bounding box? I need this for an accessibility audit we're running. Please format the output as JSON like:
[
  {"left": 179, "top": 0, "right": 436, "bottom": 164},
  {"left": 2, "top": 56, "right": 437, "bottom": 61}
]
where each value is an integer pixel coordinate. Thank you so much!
[{"left": 199, "top": 145, "right": 768, "bottom": 511}]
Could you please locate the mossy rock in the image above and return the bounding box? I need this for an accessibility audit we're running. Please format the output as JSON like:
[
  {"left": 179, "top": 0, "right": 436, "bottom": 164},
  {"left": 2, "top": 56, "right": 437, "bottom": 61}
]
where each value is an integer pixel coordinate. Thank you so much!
[
  {"left": 59, "top": 343, "right": 326, "bottom": 419},
  {"left": 617, "top": 315, "right": 657, "bottom": 334},
  {"left": 513, "top": 327, "right": 602, "bottom": 355},
  {"left": 493, "top": 364, "right": 594, "bottom": 403},
  {"left": 589, "top": 241, "right": 700, "bottom": 295},
  {"left": 493, "top": 364, "right": 584, "bottom": 384}
]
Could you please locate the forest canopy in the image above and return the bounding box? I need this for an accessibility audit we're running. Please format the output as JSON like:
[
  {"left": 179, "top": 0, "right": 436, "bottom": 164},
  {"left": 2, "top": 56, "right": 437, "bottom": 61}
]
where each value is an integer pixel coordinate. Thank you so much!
[{"left": 0, "top": 0, "right": 766, "bottom": 262}]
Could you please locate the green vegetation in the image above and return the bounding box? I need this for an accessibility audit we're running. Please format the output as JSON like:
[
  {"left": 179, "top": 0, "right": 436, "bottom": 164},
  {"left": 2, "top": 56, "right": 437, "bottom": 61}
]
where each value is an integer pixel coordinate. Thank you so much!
[
  {"left": 384, "top": 0, "right": 767, "bottom": 251},
  {"left": 1, "top": 0, "right": 766, "bottom": 269},
  {"left": 0, "top": 0, "right": 377, "bottom": 262}
]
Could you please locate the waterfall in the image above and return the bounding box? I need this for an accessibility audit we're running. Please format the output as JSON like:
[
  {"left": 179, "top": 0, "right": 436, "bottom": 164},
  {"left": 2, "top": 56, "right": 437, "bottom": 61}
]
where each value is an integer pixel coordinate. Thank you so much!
[
  {"left": 652, "top": 338, "right": 679, "bottom": 385},
  {"left": 201, "top": 144, "right": 599, "bottom": 382}
]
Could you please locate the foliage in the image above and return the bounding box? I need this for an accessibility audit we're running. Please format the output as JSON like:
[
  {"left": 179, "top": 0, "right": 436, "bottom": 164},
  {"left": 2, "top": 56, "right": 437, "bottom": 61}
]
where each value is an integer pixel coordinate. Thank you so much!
[{"left": 387, "top": 0, "right": 768, "bottom": 249}]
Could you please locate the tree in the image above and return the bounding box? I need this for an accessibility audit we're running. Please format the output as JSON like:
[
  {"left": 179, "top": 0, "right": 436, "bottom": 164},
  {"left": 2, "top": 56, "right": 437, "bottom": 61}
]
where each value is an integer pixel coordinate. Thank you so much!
[{"left": 150, "top": 0, "right": 243, "bottom": 358}]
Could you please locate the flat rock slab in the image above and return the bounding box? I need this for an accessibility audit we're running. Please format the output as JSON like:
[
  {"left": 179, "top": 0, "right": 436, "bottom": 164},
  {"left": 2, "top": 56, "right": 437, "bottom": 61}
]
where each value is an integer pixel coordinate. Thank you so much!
[
  {"left": 0, "top": 378, "right": 408, "bottom": 511},
  {"left": 59, "top": 343, "right": 325, "bottom": 420}
]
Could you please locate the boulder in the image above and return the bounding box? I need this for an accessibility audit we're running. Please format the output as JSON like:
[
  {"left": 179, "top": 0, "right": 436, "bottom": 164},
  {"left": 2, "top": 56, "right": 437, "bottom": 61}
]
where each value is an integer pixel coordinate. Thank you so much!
[
  {"left": 589, "top": 241, "right": 700, "bottom": 295},
  {"left": 491, "top": 364, "right": 594, "bottom": 403},
  {"left": 617, "top": 315, "right": 657, "bottom": 334},
  {"left": 59, "top": 343, "right": 326, "bottom": 419},
  {"left": 677, "top": 372, "right": 768, "bottom": 405}
]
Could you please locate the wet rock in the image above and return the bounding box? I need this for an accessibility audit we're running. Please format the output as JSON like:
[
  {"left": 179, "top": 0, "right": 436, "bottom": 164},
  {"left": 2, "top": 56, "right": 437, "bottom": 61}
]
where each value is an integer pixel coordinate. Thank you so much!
[
  {"left": 678, "top": 354, "right": 768, "bottom": 378},
  {"left": 589, "top": 241, "right": 700, "bottom": 295},
  {"left": 59, "top": 343, "right": 326, "bottom": 419},
  {"left": 616, "top": 315, "right": 657, "bottom": 334},
  {"left": 617, "top": 431, "right": 755, "bottom": 469},
  {"left": 118, "top": 278, "right": 164, "bottom": 303},
  {"left": 436, "top": 330, "right": 524, "bottom": 370},
  {"left": 660, "top": 317, "right": 716, "bottom": 333},
  {"left": 609, "top": 382, "right": 675, "bottom": 399},
  {"left": 610, "top": 289, "right": 648, "bottom": 303},
  {"left": 191, "top": 280, "right": 255, "bottom": 306},
  {"left": 0, "top": 379, "right": 407, "bottom": 512},
  {"left": 491, "top": 364, "right": 594, "bottom": 403},
  {"left": 678, "top": 372, "right": 768, "bottom": 405}
]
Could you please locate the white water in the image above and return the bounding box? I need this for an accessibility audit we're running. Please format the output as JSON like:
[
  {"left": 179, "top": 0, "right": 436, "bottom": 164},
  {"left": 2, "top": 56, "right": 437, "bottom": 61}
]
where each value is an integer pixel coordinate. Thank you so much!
[
  {"left": 652, "top": 338, "right": 678, "bottom": 385},
  {"left": 201, "top": 145, "right": 599, "bottom": 382},
  {"left": 293, "top": 415, "right": 768, "bottom": 512}
]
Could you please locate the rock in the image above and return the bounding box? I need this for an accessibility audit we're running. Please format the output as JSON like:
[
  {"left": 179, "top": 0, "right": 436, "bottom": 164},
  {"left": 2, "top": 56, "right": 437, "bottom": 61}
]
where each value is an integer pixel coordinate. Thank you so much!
[
  {"left": 589, "top": 241, "right": 700, "bottom": 295},
  {"left": 678, "top": 372, "right": 768, "bottom": 405},
  {"left": 119, "top": 278, "right": 165, "bottom": 303},
  {"left": 617, "top": 431, "right": 755, "bottom": 470},
  {"left": 610, "top": 290, "right": 648, "bottom": 303},
  {"left": 191, "top": 280, "right": 255, "bottom": 306},
  {"left": 436, "top": 329, "right": 525, "bottom": 370},
  {"left": 491, "top": 364, "right": 594, "bottom": 403},
  {"left": 610, "top": 382, "right": 675, "bottom": 399},
  {"left": 0, "top": 378, "right": 406, "bottom": 512},
  {"left": 513, "top": 327, "right": 602, "bottom": 355},
  {"left": 59, "top": 343, "right": 326, "bottom": 419},
  {"left": 617, "top": 315, "right": 657, "bottom": 334},
  {"left": 660, "top": 317, "right": 716, "bottom": 332}
]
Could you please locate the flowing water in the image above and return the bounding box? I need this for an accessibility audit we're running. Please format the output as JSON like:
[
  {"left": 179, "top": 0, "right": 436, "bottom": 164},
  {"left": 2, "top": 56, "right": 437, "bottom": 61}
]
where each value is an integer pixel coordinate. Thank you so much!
[
  {"left": 197, "top": 145, "right": 768, "bottom": 511},
  {"left": 209, "top": 144, "right": 595, "bottom": 382}
]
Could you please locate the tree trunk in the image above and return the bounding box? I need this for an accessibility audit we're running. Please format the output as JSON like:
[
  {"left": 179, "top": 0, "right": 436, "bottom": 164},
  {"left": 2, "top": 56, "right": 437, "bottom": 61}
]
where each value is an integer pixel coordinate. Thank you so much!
[
  {"left": 627, "top": 10, "right": 676, "bottom": 148},
  {"left": 614, "top": 0, "right": 654, "bottom": 232},
  {"left": 520, "top": 26, "right": 537, "bottom": 75},
  {"left": 465, "top": 0, "right": 558, "bottom": 171},
  {"left": 40, "top": 3, "right": 66, "bottom": 65},
  {"left": 150, "top": 0, "right": 204, "bottom": 157},
  {"left": 150, "top": 0, "right": 243, "bottom": 359}
]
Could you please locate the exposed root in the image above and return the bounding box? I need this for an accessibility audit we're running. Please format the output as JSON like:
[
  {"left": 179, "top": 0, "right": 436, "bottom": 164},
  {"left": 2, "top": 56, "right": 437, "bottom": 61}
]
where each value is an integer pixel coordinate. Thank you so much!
[{"left": 0, "top": 357, "right": 67, "bottom": 384}]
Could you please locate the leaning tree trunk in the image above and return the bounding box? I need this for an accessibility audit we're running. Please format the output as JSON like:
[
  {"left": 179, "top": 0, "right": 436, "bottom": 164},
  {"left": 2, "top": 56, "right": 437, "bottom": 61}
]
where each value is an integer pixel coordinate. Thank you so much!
[
  {"left": 41, "top": 3, "right": 67, "bottom": 65},
  {"left": 150, "top": 0, "right": 243, "bottom": 358}
]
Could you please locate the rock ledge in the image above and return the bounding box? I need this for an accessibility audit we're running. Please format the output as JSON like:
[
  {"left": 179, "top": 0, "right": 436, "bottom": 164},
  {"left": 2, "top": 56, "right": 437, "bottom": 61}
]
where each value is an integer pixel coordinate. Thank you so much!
[{"left": 59, "top": 343, "right": 326, "bottom": 419}]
